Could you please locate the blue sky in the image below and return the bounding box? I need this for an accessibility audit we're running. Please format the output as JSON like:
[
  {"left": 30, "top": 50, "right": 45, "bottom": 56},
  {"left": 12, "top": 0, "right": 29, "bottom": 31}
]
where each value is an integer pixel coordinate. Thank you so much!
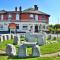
[{"left": 0, "top": 0, "right": 60, "bottom": 24}]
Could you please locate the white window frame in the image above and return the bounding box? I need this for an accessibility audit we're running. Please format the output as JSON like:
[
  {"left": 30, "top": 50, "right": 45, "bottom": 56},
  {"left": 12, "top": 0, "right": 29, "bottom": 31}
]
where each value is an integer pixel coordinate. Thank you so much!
[
  {"left": 16, "top": 14, "right": 19, "bottom": 20},
  {"left": 22, "top": 26, "right": 28, "bottom": 30},
  {"left": 1, "top": 15, "right": 3, "bottom": 20},
  {"left": 30, "top": 14, "right": 34, "bottom": 18},
  {"left": 0, "top": 24, "right": 3, "bottom": 30},
  {"left": 35, "top": 15, "right": 38, "bottom": 21},
  {"left": 8, "top": 14, "right": 12, "bottom": 21},
  {"left": 22, "top": 24, "right": 28, "bottom": 30}
]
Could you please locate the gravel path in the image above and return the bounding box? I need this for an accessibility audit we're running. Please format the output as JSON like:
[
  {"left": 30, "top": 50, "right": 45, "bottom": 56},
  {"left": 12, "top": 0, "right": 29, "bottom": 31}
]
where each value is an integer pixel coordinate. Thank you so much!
[
  {"left": 41, "top": 52, "right": 60, "bottom": 57},
  {"left": 0, "top": 50, "right": 6, "bottom": 54}
]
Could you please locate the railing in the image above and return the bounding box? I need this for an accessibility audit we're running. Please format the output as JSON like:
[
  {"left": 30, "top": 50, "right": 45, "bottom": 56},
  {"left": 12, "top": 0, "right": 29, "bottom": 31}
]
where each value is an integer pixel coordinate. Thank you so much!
[{"left": 0, "top": 19, "right": 48, "bottom": 23}]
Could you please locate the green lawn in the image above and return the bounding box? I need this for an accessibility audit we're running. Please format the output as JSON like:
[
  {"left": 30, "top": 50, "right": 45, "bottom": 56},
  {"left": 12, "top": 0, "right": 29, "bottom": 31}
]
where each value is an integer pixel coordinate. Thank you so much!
[
  {"left": 0, "top": 39, "right": 13, "bottom": 51},
  {"left": 0, "top": 55, "right": 60, "bottom": 60},
  {"left": 0, "top": 38, "right": 60, "bottom": 60},
  {"left": 40, "top": 42, "right": 60, "bottom": 54},
  {"left": 40, "top": 37, "right": 60, "bottom": 54}
]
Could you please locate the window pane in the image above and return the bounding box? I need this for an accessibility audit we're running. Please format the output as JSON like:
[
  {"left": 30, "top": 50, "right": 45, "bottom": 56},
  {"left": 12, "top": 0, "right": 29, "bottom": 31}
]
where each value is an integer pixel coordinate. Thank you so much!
[
  {"left": 35, "top": 15, "right": 38, "bottom": 21},
  {"left": 30, "top": 14, "right": 33, "bottom": 17},
  {"left": 42, "top": 15, "right": 45, "bottom": 20},
  {"left": 8, "top": 14, "right": 12, "bottom": 20},
  {"left": 9, "top": 14, "right": 11, "bottom": 18},
  {"left": 23, "top": 26, "right": 28, "bottom": 30},
  {"left": 16, "top": 24, "right": 19, "bottom": 29},
  {"left": 1, "top": 15, "right": 3, "bottom": 20},
  {"left": 30, "top": 14, "right": 34, "bottom": 19},
  {"left": 0, "top": 24, "right": 3, "bottom": 30},
  {"left": 43, "top": 25, "right": 45, "bottom": 29},
  {"left": 16, "top": 14, "right": 19, "bottom": 20}
]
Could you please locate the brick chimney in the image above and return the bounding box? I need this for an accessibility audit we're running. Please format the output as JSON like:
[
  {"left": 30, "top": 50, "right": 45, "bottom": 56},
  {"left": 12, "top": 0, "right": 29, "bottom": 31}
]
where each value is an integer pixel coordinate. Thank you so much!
[
  {"left": 34, "top": 5, "right": 38, "bottom": 10},
  {"left": 15, "top": 7, "right": 17, "bottom": 11},
  {"left": 19, "top": 6, "right": 22, "bottom": 12},
  {"left": 19, "top": 6, "right": 22, "bottom": 20}
]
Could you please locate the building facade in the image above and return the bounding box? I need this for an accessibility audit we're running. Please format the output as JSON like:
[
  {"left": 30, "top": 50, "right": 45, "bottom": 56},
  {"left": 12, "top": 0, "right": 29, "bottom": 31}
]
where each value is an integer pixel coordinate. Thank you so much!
[{"left": 0, "top": 5, "right": 50, "bottom": 33}]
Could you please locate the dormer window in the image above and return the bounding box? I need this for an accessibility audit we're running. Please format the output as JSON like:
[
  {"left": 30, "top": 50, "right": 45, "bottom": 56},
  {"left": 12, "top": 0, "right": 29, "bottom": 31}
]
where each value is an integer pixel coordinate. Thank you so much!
[
  {"left": 16, "top": 14, "right": 19, "bottom": 20},
  {"left": 8, "top": 14, "right": 12, "bottom": 20}
]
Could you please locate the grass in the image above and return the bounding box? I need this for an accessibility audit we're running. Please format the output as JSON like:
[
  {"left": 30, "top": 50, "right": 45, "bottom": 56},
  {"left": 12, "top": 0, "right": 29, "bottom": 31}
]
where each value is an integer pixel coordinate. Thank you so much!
[
  {"left": 40, "top": 37, "right": 60, "bottom": 54},
  {"left": 0, "top": 55, "right": 60, "bottom": 60},
  {"left": 0, "top": 37, "right": 60, "bottom": 60},
  {"left": 57, "top": 37, "right": 60, "bottom": 42},
  {"left": 0, "top": 39, "right": 13, "bottom": 50},
  {"left": 27, "top": 47, "right": 32, "bottom": 55},
  {"left": 40, "top": 42, "right": 60, "bottom": 54}
]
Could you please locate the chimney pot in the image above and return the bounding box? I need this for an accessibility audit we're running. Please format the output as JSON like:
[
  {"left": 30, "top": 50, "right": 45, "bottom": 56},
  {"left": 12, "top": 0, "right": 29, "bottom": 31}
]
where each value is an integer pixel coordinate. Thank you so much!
[
  {"left": 19, "top": 6, "right": 22, "bottom": 12},
  {"left": 15, "top": 7, "right": 17, "bottom": 11},
  {"left": 34, "top": 5, "right": 38, "bottom": 10}
]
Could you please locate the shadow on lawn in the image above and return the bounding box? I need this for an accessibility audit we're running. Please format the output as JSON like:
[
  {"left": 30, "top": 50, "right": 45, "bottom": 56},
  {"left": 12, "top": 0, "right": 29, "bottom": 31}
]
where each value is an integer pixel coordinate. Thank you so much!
[
  {"left": 0, "top": 53, "right": 7, "bottom": 56},
  {"left": 0, "top": 53, "right": 39, "bottom": 59},
  {"left": 8, "top": 55, "right": 39, "bottom": 59}
]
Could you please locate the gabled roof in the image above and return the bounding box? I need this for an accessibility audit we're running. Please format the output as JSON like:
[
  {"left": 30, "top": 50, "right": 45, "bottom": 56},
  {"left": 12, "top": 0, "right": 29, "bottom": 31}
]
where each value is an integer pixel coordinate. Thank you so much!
[
  {"left": 22, "top": 8, "right": 50, "bottom": 16},
  {"left": 0, "top": 10, "right": 7, "bottom": 13},
  {"left": 0, "top": 10, "right": 20, "bottom": 14},
  {"left": 0, "top": 5, "right": 50, "bottom": 17}
]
